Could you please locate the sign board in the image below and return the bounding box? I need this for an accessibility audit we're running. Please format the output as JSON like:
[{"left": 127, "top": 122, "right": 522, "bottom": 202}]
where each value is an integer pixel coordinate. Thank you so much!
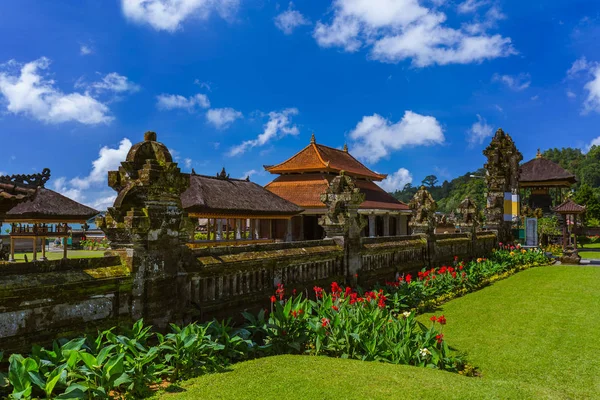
[{"left": 526, "top": 218, "right": 538, "bottom": 247}]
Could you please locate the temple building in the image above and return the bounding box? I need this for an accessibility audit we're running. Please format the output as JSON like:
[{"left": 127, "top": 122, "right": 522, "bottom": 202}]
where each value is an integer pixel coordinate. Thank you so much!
[
  {"left": 519, "top": 150, "right": 577, "bottom": 214},
  {"left": 0, "top": 169, "right": 51, "bottom": 221},
  {"left": 264, "top": 134, "right": 411, "bottom": 240},
  {"left": 4, "top": 187, "right": 99, "bottom": 261},
  {"left": 182, "top": 169, "right": 303, "bottom": 246}
]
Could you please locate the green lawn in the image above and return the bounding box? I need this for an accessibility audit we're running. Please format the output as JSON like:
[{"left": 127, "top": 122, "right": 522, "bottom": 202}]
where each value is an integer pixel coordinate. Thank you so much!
[
  {"left": 580, "top": 251, "right": 600, "bottom": 259},
  {"left": 9, "top": 250, "right": 105, "bottom": 262},
  {"left": 159, "top": 266, "right": 600, "bottom": 399}
]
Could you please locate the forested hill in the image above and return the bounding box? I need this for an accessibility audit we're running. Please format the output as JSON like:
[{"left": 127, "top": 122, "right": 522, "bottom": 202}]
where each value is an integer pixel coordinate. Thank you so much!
[
  {"left": 392, "top": 145, "right": 600, "bottom": 215},
  {"left": 392, "top": 169, "right": 487, "bottom": 214}
]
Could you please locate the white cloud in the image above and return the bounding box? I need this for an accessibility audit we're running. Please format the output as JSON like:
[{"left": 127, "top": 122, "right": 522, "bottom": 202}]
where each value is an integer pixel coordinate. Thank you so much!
[
  {"left": 349, "top": 111, "right": 444, "bottom": 163},
  {"left": 0, "top": 57, "right": 113, "bottom": 125},
  {"left": 121, "top": 0, "right": 240, "bottom": 32},
  {"left": 567, "top": 90, "right": 576, "bottom": 98},
  {"left": 275, "top": 2, "right": 310, "bottom": 35},
  {"left": 467, "top": 114, "right": 493, "bottom": 145},
  {"left": 313, "top": 0, "right": 515, "bottom": 67},
  {"left": 567, "top": 57, "right": 600, "bottom": 114},
  {"left": 568, "top": 57, "right": 591, "bottom": 78},
  {"left": 70, "top": 138, "right": 133, "bottom": 190},
  {"left": 156, "top": 93, "right": 210, "bottom": 111},
  {"left": 583, "top": 65, "right": 600, "bottom": 114},
  {"left": 492, "top": 73, "right": 531, "bottom": 91},
  {"left": 206, "top": 107, "right": 243, "bottom": 129},
  {"left": 89, "top": 72, "right": 140, "bottom": 93},
  {"left": 457, "top": 0, "right": 489, "bottom": 14},
  {"left": 80, "top": 45, "right": 93, "bottom": 55},
  {"left": 229, "top": 108, "right": 299, "bottom": 156},
  {"left": 379, "top": 168, "right": 413, "bottom": 192},
  {"left": 184, "top": 158, "right": 192, "bottom": 169},
  {"left": 240, "top": 169, "right": 259, "bottom": 179},
  {"left": 52, "top": 138, "right": 132, "bottom": 210}
]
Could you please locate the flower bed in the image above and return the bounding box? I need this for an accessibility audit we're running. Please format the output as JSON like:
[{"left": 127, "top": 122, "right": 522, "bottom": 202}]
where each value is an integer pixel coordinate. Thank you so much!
[{"left": 0, "top": 247, "right": 549, "bottom": 399}]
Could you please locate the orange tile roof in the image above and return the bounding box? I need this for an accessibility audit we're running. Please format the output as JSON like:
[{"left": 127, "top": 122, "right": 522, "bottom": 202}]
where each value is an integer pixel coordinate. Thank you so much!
[
  {"left": 265, "top": 142, "right": 386, "bottom": 181},
  {"left": 265, "top": 174, "right": 409, "bottom": 211}
]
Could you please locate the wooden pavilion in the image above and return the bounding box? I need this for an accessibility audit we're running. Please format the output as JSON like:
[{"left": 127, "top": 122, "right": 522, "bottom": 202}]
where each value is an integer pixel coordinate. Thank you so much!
[
  {"left": 264, "top": 134, "right": 411, "bottom": 240},
  {"left": 519, "top": 150, "right": 577, "bottom": 213},
  {"left": 181, "top": 169, "right": 303, "bottom": 247},
  {"left": 4, "top": 188, "right": 99, "bottom": 261},
  {"left": 0, "top": 169, "right": 50, "bottom": 220}
]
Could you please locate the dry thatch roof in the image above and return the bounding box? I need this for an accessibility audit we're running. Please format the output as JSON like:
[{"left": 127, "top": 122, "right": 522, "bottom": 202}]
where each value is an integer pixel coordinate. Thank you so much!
[
  {"left": 181, "top": 173, "right": 303, "bottom": 217},
  {"left": 0, "top": 169, "right": 51, "bottom": 215},
  {"left": 520, "top": 157, "right": 577, "bottom": 185},
  {"left": 5, "top": 188, "right": 99, "bottom": 221}
]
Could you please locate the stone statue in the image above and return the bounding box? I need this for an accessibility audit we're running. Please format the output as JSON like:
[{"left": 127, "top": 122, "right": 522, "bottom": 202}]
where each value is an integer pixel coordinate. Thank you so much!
[
  {"left": 457, "top": 197, "right": 478, "bottom": 227},
  {"left": 483, "top": 128, "right": 523, "bottom": 242},
  {"left": 318, "top": 172, "right": 366, "bottom": 239},
  {"left": 409, "top": 186, "right": 437, "bottom": 235},
  {"left": 96, "top": 131, "right": 190, "bottom": 250}
]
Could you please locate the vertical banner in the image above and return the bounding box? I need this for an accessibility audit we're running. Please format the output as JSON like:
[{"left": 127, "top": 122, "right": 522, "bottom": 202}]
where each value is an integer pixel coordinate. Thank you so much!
[{"left": 503, "top": 192, "right": 519, "bottom": 222}]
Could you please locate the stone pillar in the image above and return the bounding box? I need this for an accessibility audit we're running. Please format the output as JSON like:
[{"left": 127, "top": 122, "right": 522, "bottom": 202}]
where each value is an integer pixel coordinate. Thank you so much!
[
  {"left": 9, "top": 236, "right": 15, "bottom": 262},
  {"left": 368, "top": 215, "right": 376, "bottom": 237},
  {"left": 97, "top": 131, "right": 191, "bottom": 329},
  {"left": 383, "top": 214, "right": 390, "bottom": 237}
]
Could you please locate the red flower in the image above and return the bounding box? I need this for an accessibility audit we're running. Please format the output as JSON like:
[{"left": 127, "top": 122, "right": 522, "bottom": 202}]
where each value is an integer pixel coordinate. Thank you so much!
[
  {"left": 436, "top": 334, "right": 444, "bottom": 344},
  {"left": 332, "top": 305, "right": 339, "bottom": 311},
  {"left": 451, "top": 271, "right": 457, "bottom": 279},
  {"left": 437, "top": 315, "right": 447, "bottom": 325},
  {"left": 349, "top": 293, "right": 358, "bottom": 305},
  {"left": 406, "top": 274, "right": 412, "bottom": 283},
  {"left": 344, "top": 286, "right": 352, "bottom": 297},
  {"left": 270, "top": 295, "right": 276, "bottom": 303},
  {"left": 454, "top": 255, "right": 458, "bottom": 261},
  {"left": 292, "top": 289, "right": 297, "bottom": 296},
  {"left": 331, "top": 281, "right": 342, "bottom": 294},
  {"left": 459, "top": 265, "right": 463, "bottom": 271},
  {"left": 313, "top": 286, "right": 324, "bottom": 299},
  {"left": 430, "top": 315, "right": 437, "bottom": 322},
  {"left": 276, "top": 283, "right": 285, "bottom": 300},
  {"left": 321, "top": 317, "right": 330, "bottom": 327}
]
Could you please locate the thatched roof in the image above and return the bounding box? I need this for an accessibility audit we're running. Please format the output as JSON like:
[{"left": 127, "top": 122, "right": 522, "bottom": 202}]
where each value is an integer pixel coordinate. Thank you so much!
[
  {"left": 181, "top": 173, "right": 303, "bottom": 217},
  {"left": 0, "top": 169, "right": 51, "bottom": 215},
  {"left": 552, "top": 199, "right": 586, "bottom": 214},
  {"left": 520, "top": 156, "right": 577, "bottom": 185},
  {"left": 5, "top": 188, "right": 99, "bottom": 222}
]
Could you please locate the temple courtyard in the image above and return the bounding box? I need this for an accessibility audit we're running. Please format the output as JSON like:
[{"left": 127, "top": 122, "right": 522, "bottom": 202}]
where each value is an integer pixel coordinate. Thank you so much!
[{"left": 160, "top": 266, "right": 600, "bottom": 400}]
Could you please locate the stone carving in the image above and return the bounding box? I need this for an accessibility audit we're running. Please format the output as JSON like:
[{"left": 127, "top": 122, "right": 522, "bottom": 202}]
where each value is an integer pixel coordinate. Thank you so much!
[
  {"left": 409, "top": 186, "right": 437, "bottom": 234},
  {"left": 0, "top": 168, "right": 51, "bottom": 188},
  {"left": 457, "top": 197, "right": 479, "bottom": 227},
  {"left": 483, "top": 128, "right": 522, "bottom": 242},
  {"left": 97, "top": 131, "right": 190, "bottom": 249},
  {"left": 217, "top": 167, "right": 230, "bottom": 180},
  {"left": 319, "top": 172, "right": 366, "bottom": 239}
]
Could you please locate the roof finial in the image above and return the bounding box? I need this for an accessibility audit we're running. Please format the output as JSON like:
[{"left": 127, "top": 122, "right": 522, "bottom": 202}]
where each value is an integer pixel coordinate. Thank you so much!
[
  {"left": 536, "top": 148, "right": 542, "bottom": 159},
  {"left": 310, "top": 132, "right": 316, "bottom": 144},
  {"left": 343, "top": 143, "right": 348, "bottom": 152},
  {"left": 217, "top": 167, "right": 229, "bottom": 179}
]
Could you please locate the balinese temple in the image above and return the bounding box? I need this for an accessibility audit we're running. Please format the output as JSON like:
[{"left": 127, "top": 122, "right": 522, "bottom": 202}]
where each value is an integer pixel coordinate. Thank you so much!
[
  {"left": 264, "top": 134, "right": 411, "bottom": 240},
  {"left": 3, "top": 188, "right": 99, "bottom": 261},
  {"left": 0, "top": 169, "right": 51, "bottom": 221},
  {"left": 181, "top": 169, "right": 303, "bottom": 247},
  {"left": 519, "top": 150, "right": 578, "bottom": 214}
]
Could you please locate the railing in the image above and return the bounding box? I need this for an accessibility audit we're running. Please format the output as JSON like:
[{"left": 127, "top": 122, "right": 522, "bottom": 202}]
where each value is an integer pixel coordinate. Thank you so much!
[
  {"left": 10, "top": 224, "right": 70, "bottom": 236},
  {"left": 187, "top": 238, "right": 276, "bottom": 249}
]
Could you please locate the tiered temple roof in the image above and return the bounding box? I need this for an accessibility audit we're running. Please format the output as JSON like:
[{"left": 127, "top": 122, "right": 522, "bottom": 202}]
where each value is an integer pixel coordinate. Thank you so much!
[
  {"left": 0, "top": 169, "right": 51, "bottom": 216},
  {"left": 519, "top": 150, "right": 577, "bottom": 187},
  {"left": 264, "top": 135, "right": 409, "bottom": 212},
  {"left": 181, "top": 170, "right": 303, "bottom": 218},
  {"left": 264, "top": 135, "right": 387, "bottom": 181},
  {"left": 552, "top": 199, "right": 586, "bottom": 214}
]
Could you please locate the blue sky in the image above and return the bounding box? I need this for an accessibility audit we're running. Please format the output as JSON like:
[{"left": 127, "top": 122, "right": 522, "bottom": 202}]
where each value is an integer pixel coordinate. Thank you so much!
[{"left": 1, "top": 0, "right": 600, "bottom": 210}]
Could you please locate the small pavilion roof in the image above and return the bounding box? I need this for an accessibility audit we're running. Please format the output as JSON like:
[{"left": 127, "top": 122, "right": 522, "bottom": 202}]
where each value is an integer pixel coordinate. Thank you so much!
[
  {"left": 0, "top": 169, "right": 51, "bottom": 215},
  {"left": 5, "top": 188, "right": 99, "bottom": 222},
  {"left": 264, "top": 135, "right": 387, "bottom": 181},
  {"left": 552, "top": 199, "right": 586, "bottom": 214},
  {"left": 519, "top": 151, "right": 577, "bottom": 186},
  {"left": 181, "top": 172, "right": 303, "bottom": 218},
  {"left": 265, "top": 174, "right": 410, "bottom": 212}
]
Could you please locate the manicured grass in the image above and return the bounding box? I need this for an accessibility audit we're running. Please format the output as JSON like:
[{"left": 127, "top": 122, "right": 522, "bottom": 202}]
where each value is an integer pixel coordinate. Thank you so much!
[
  {"left": 159, "top": 266, "right": 600, "bottom": 399},
  {"left": 580, "top": 251, "right": 600, "bottom": 259},
  {"left": 9, "top": 250, "right": 105, "bottom": 262}
]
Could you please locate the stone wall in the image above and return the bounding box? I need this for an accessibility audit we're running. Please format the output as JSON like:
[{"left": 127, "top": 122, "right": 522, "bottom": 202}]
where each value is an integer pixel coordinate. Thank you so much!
[{"left": 0, "top": 255, "right": 131, "bottom": 353}]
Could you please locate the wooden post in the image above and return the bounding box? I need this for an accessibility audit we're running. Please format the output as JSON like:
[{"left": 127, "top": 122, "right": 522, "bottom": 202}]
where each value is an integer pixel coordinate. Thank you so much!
[
  {"left": 574, "top": 214, "right": 578, "bottom": 248},
  {"left": 299, "top": 215, "right": 305, "bottom": 241},
  {"left": 236, "top": 219, "right": 242, "bottom": 240},
  {"left": 225, "top": 219, "right": 230, "bottom": 241},
  {"left": 254, "top": 219, "right": 260, "bottom": 239},
  {"left": 32, "top": 237, "right": 37, "bottom": 261},
  {"left": 383, "top": 214, "right": 390, "bottom": 237},
  {"left": 41, "top": 237, "right": 46, "bottom": 260},
  {"left": 368, "top": 215, "right": 376, "bottom": 237},
  {"left": 268, "top": 219, "right": 273, "bottom": 240},
  {"left": 286, "top": 218, "right": 293, "bottom": 242},
  {"left": 63, "top": 236, "right": 68, "bottom": 259},
  {"left": 9, "top": 236, "right": 15, "bottom": 262},
  {"left": 562, "top": 214, "right": 568, "bottom": 250}
]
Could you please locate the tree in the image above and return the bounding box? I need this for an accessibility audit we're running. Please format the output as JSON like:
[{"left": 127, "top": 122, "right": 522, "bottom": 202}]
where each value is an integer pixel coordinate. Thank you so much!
[
  {"left": 421, "top": 175, "right": 438, "bottom": 188},
  {"left": 574, "top": 184, "right": 600, "bottom": 223}
]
